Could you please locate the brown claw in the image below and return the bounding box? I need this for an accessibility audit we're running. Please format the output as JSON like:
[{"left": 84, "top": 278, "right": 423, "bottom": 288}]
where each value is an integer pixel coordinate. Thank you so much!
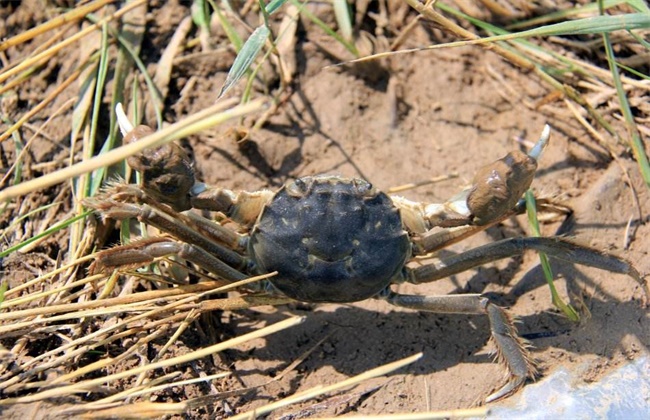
[
  {"left": 467, "top": 150, "right": 537, "bottom": 226},
  {"left": 124, "top": 125, "right": 196, "bottom": 212}
]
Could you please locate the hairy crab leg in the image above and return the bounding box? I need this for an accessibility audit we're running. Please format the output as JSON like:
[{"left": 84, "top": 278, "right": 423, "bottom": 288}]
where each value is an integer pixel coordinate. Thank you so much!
[
  {"left": 381, "top": 291, "right": 535, "bottom": 402},
  {"left": 89, "top": 237, "right": 248, "bottom": 282},
  {"left": 182, "top": 211, "right": 245, "bottom": 252},
  {"left": 97, "top": 181, "right": 246, "bottom": 249},
  {"left": 408, "top": 236, "right": 649, "bottom": 305},
  {"left": 85, "top": 192, "right": 247, "bottom": 270}
]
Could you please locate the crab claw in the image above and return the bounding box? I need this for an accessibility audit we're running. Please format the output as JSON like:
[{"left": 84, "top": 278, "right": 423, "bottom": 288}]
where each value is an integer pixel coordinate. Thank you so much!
[
  {"left": 467, "top": 126, "right": 550, "bottom": 226},
  {"left": 115, "top": 103, "right": 135, "bottom": 135},
  {"left": 421, "top": 125, "right": 552, "bottom": 228},
  {"left": 114, "top": 103, "right": 196, "bottom": 212}
]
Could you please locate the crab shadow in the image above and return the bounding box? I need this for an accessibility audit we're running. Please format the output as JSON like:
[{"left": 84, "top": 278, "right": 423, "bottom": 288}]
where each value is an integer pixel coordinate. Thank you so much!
[
  {"left": 194, "top": 29, "right": 397, "bottom": 188},
  {"left": 218, "top": 261, "right": 648, "bottom": 401},
  {"left": 194, "top": 78, "right": 371, "bottom": 189}
]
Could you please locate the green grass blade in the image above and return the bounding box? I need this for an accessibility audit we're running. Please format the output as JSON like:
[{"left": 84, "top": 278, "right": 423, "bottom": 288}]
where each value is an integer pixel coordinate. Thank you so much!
[
  {"left": 526, "top": 190, "right": 580, "bottom": 321},
  {"left": 600, "top": 16, "right": 650, "bottom": 187},
  {"left": 506, "top": 0, "right": 646, "bottom": 30},
  {"left": 258, "top": 0, "right": 271, "bottom": 28},
  {"left": 332, "top": 0, "right": 353, "bottom": 43},
  {"left": 86, "top": 12, "right": 163, "bottom": 128},
  {"left": 192, "top": 0, "right": 211, "bottom": 29},
  {"left": 616, "top": 62, "right": 650, "bottom": 80},
  {"left": 88, "top": 23, "right": 112, "bottom": 196},
  {"left": 10, "top": 129, "right": 23, "bottom": 186},
  {"left": 289, "top": 0, "right": 358, "bottom": 56},
  {"left": 108, "top": 1, "right": 146, "bottom": 183},
  {"left": 628, "top": 30, "right": 650, "bottom": 50},
  {"left": 218, "top": 25, "right": 270, "bottom": 99},
  {"left": 265, "top": 0, "right": 288, "bottom": 15},
  {"left": 0, "top": 212, "right": 91, "bottom": 258},
  {"left": 625, "top": 0, "right": 650, "bottom": 13},
  {"left": 208, "top": 0, "right": 243, "bottom": 52},
  {"left": 441, "top": 11, "right": 650, "bottom": 45},
  {"left": 0, "top": 281, "right": 7, "bottom": 306},
  {"left": 0, "top": 112, "right": 25, "bottom": 187},
  {"left": 541, "top": 13, "right": 650, "bottom": 35},
  {"left": 70, "top": 56, "right": 99, "bottom": 171},
  {"left": 0, "top": 202, "right": 60, "bottom": 242}
]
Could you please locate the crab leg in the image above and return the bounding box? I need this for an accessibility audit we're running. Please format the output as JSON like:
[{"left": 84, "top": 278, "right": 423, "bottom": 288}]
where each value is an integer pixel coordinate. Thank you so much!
[
  {"left": 89, "top": 237, "right": 248, "bottom": 282},
  {"left": 85, "top": 195, "right": 247, "bottom": 270},
  {"left": 408, "top": 237, "right": 648, "bottom": 304},
  {"left": 381, "top": 291, "right": 535, "bottom": 402},
  {"left": 182, "top": 211, "right": 245, "bottom": 252}
]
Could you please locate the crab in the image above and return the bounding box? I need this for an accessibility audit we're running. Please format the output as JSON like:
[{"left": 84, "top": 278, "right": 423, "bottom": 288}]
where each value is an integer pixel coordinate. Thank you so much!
[{"left": 85, "top": 105, "right": 648, "bottom": 403}]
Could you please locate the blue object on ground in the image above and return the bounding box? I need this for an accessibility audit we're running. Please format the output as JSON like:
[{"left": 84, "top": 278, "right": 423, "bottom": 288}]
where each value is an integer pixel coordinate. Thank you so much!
[{"left": 489, "top": 355, "right": 650, "bottom": 419}]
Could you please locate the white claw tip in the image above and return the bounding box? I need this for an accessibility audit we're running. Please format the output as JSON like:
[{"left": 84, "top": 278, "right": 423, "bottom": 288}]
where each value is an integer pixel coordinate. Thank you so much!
[
  {"left": 528, "top": 124, "right": 551, "bottom": 161},
  {"left": 115, "top": 103, "right": 135, "bottom": 136}
]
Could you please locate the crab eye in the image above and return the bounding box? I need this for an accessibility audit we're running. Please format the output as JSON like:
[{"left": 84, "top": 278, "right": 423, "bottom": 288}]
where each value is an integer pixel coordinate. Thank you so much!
[
  {"left": 286, "top": 178, "right": 309, "bottom": 197},
  {"left": 353, "top": 179, "right": 374, "bottom": 196}
]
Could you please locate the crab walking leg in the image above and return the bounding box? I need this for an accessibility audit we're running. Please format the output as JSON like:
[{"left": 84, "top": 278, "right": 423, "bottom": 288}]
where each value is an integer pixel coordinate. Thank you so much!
[
  {"left": 408, "top": 237, "right": 649, "bottom": 304},
  {"left": 382, "top": 291, "right": 535, "bottom": 402},
  {"left": 90, "top": 237, "right": 248, "bottom": 281},
  {"left": 85, "top": 198, "right": 247, "bottom": 270},
  {"left": 182, "top": 211, "right": 246, "bottom": 252},
  {"left": 94, "top": 183, "right": 247, "bottom": 252}
]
